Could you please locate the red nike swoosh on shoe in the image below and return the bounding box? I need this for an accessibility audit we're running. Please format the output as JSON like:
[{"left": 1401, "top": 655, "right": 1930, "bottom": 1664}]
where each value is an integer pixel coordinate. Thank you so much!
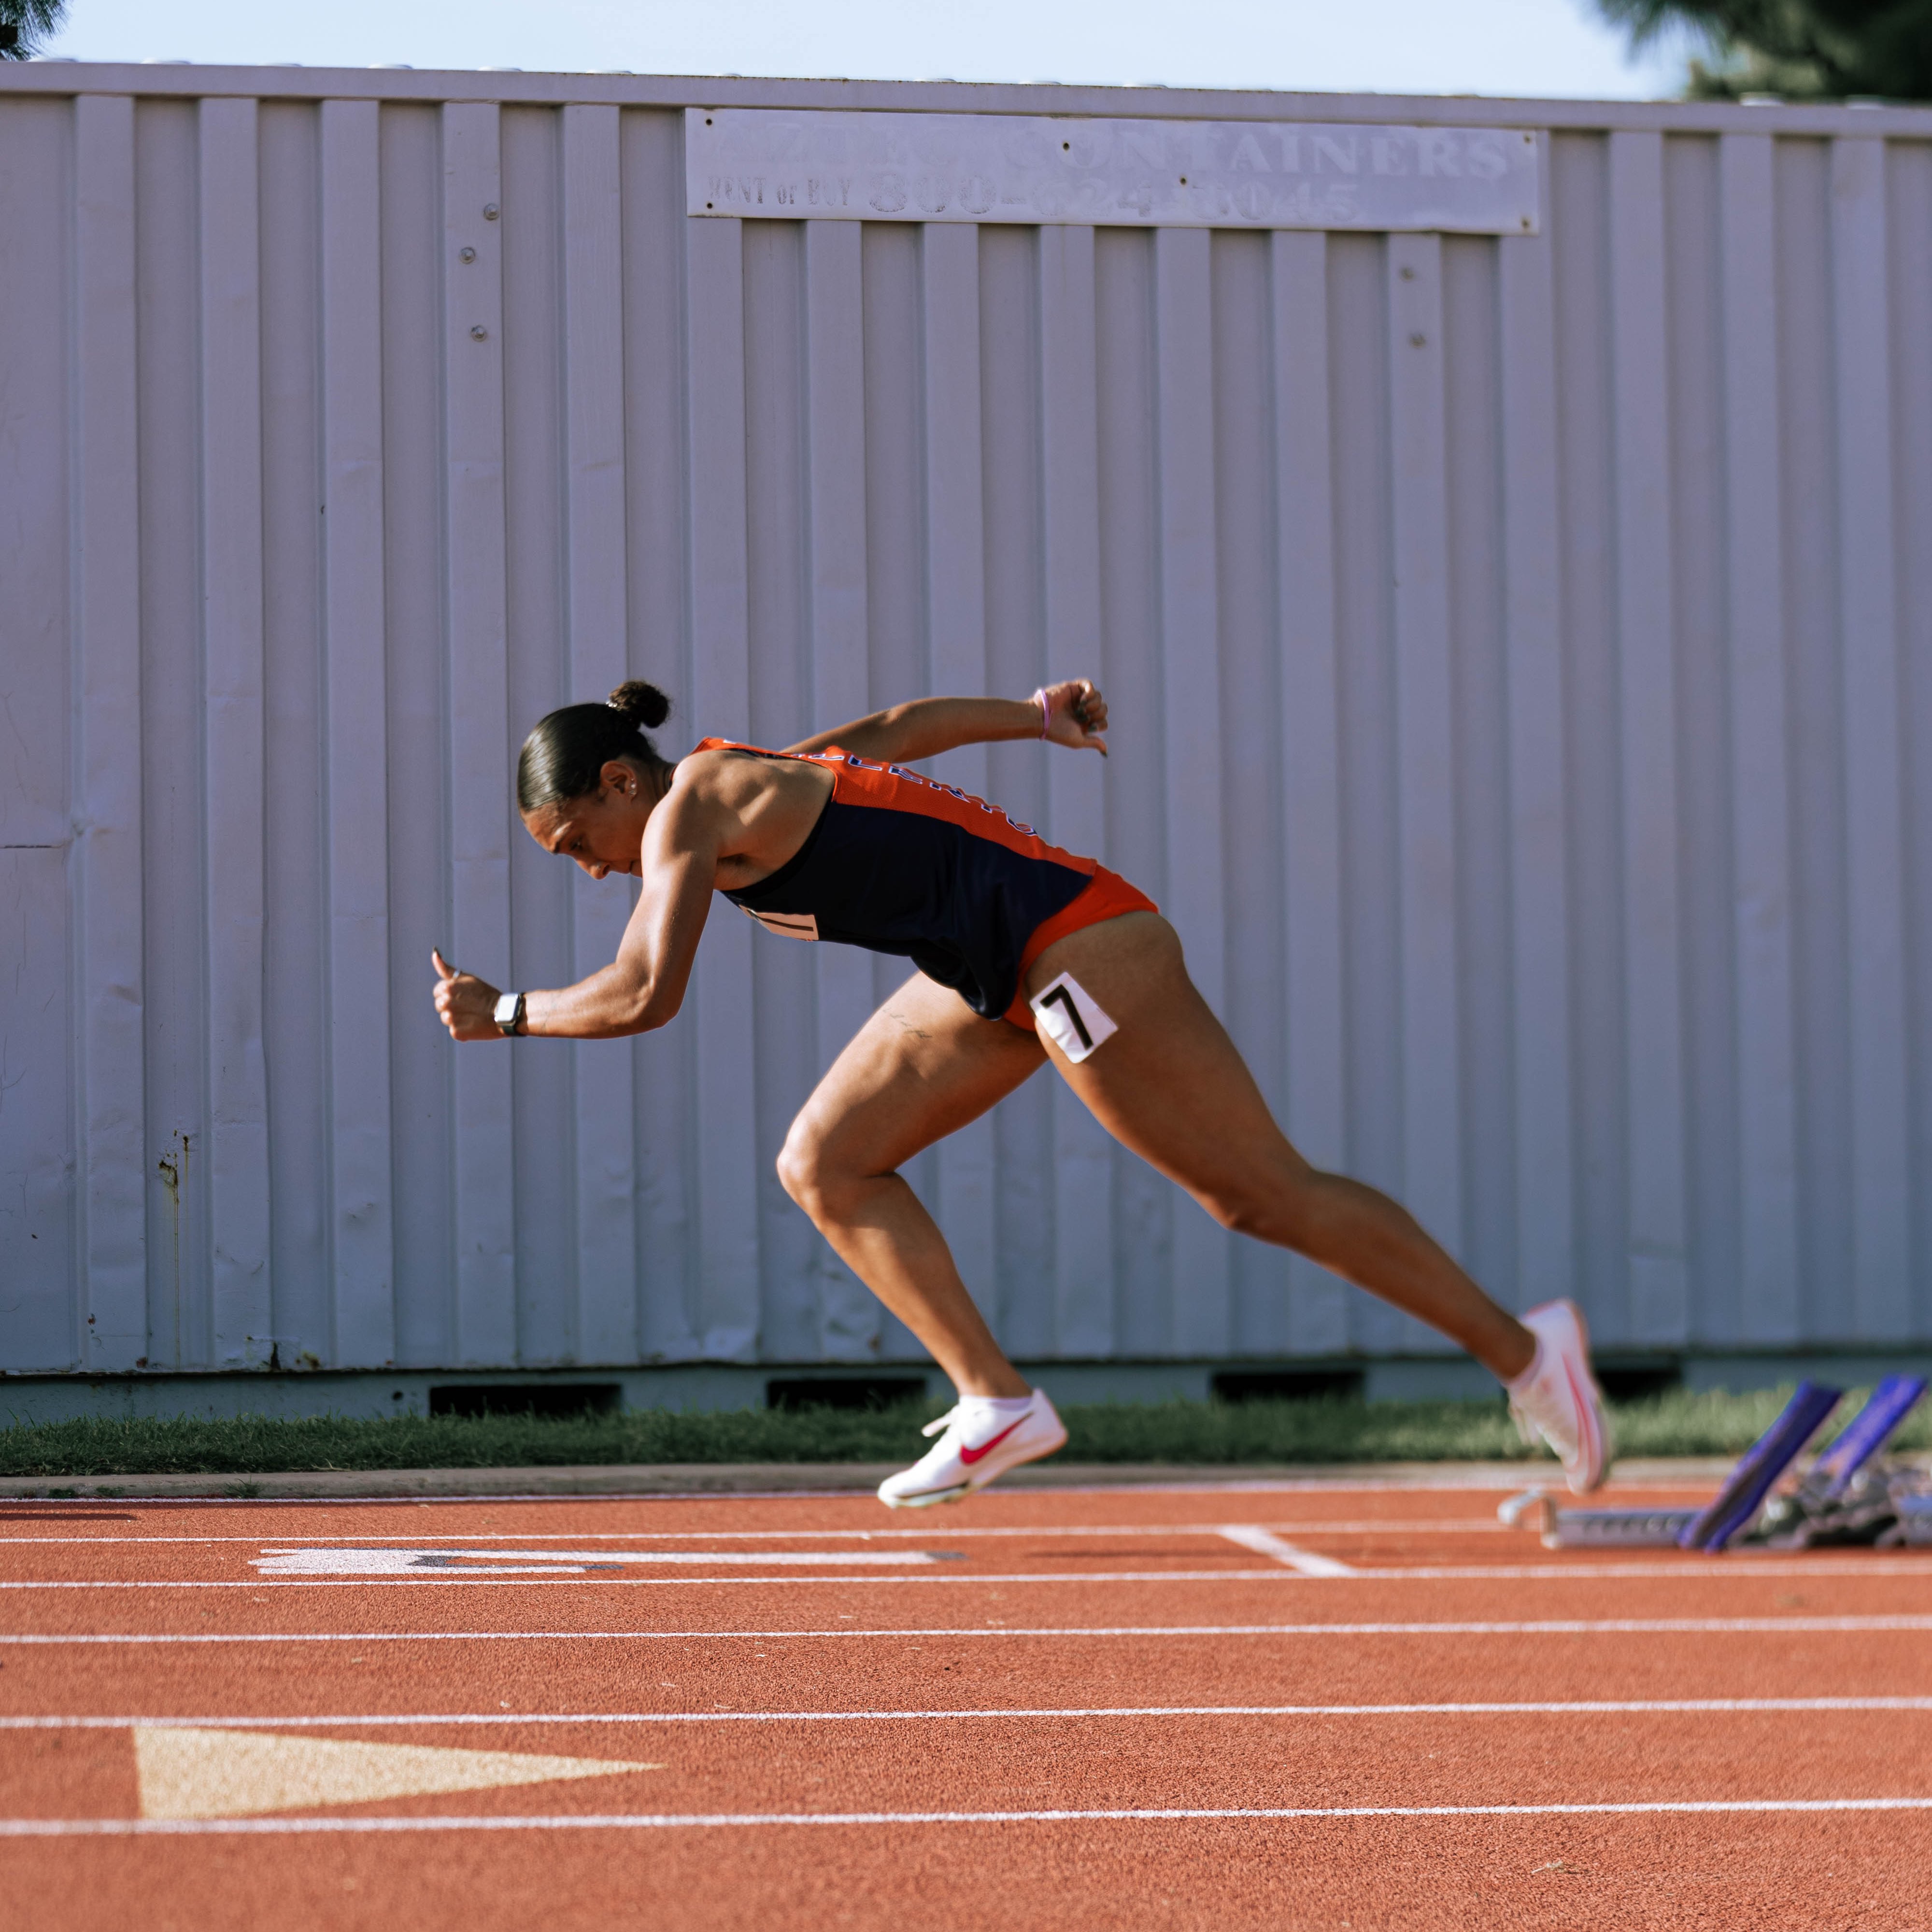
[
  {"left": 1564, "top": 1358, "right": 1604, "bottom": 1473},
  {"left": 957, "top": 1417, "right": 1029, "bottom": 1465}
]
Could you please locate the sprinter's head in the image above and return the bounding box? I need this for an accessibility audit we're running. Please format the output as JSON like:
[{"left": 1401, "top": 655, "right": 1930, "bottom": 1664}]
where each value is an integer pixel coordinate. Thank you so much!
[{"left": 516, "top": 681, "right": 672, "bottom": 878}]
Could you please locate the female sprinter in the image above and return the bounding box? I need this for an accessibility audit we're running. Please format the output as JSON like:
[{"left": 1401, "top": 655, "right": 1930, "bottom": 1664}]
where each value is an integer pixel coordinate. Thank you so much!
[{"left": 432, "top": 679, "right": 1610, "bottom": 1508}]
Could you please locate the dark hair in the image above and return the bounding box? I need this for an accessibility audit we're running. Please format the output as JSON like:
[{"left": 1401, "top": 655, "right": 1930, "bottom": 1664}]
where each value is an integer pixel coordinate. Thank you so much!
[{"left": 516, "top": 681, "right": 672, "bottom": 814}]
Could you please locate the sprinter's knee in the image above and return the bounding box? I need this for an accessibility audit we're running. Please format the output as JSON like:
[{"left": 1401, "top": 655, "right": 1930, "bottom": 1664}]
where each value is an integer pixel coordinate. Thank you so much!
[{"left": 776, "top": 1116, "right": 870, "bottom": 1226}]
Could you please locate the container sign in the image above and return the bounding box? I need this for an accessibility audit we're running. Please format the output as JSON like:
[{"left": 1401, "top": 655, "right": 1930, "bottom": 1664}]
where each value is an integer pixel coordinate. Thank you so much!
[{"left": 687, "top": 109, "right": 1540, "bottom": 233}]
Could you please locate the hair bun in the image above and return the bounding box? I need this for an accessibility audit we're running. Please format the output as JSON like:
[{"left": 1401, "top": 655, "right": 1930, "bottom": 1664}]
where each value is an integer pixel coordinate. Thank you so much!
[{"left": 607, "top": 680, "right": 671, "bottom": 730}]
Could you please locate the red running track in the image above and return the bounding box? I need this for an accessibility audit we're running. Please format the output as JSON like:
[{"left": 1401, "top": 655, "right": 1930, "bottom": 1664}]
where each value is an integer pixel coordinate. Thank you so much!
[{"left": 2, "top": 1477, "right": 1930, "bottom": 1929}]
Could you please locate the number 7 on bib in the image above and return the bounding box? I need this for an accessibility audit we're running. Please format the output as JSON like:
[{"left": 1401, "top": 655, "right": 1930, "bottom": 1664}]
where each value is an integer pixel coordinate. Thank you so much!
[{"left": 1028, "top": 972, "right": 1118, "bottom": 1064}]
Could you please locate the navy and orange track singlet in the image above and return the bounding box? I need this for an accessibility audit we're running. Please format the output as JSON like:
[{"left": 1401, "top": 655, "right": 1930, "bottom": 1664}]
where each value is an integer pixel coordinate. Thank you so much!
[{"left": 697, "top": 740, "right": 1157, "bottom": 1027}]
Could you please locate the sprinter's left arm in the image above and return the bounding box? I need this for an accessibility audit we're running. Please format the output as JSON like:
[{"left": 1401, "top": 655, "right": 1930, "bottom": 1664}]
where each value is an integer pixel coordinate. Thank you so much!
[{"left": 783, "top": 680, "right": 1108, "bottom": 763}]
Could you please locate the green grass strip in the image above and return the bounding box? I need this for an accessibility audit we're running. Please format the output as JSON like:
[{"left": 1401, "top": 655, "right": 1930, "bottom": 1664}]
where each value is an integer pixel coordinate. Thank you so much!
[{"left": 0, "top": 1384, "right": 1923, "bottom": 1479}]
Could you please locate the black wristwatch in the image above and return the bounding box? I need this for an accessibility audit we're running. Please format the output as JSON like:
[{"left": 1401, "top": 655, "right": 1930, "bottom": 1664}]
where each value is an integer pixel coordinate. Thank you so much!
[{"left": 492, "top": 991, "right": 526, "bottom": 1037}]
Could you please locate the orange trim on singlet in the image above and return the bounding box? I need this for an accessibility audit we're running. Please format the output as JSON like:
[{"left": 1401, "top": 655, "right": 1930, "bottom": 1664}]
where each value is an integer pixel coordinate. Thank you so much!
[
  {"left": 1000, "top": 866, "right": 1160, "bottom": 1028},
  {"left": 694, "top": 737, "right": 1105, "bottom": 880}
]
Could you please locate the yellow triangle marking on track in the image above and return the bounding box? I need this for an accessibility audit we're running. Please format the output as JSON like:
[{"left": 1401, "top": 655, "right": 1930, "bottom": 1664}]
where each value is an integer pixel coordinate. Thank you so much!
[{"left": 133, "top": 1727, "right": 663, "bottom": 1820}]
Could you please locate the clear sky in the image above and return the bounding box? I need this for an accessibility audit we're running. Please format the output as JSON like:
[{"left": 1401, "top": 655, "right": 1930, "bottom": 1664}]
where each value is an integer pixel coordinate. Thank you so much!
[{"left": 40, "top": 0, "right": 1691, "bottom": 101}]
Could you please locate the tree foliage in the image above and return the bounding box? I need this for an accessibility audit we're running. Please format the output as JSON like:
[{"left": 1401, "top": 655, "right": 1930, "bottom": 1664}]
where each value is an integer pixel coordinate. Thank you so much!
[
  {"left": 0, "top": 0, "right": 68, "bottom": 59},
  {"left": 1594, "top": 0, "right": 1932, "bottom": 99}
]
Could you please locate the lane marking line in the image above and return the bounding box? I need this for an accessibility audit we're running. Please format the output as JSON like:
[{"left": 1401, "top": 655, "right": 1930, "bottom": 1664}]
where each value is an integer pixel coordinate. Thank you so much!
[
  {"left": 6, "top": 1797, "right": 1932, "bottom": 1835},
  {"left": 6, "top": 1559, "right": 1930, "bottom": 1589},
  {"left": 0, "top": 1572, "right": 1282, "bottom": 1591},
  {"left": 1362, "top": 1562, "right": 1932, "bottom": 1579},
  {"left": 10, "top": 1698, "right": 1932, "bottom": 1730},
  {"left": 0, "top": 1521, "right": 1520, "bottom": 1544},
  {"left": 7, "top": 1615, "right": 1932, "bottom": 1646},
  {"left": 0, "top": 1479, "right": 1722, "bottom": 1506},
  {"left": 1216, "top": 1526, "right": 1356, "bottom": 1576}
]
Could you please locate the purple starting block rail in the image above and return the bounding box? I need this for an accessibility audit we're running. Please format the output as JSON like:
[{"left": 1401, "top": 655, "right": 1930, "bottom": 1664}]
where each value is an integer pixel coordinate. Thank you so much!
[
  {"left": 1805, "top": 1376, "right": 1928, "bottom": 1500},
  {"left": 1677, "top": 1382, "right": 1843, "bottom": 1552}
]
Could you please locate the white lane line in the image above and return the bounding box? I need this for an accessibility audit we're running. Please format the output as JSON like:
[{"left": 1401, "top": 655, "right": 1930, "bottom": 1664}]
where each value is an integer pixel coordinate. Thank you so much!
[
  {"left": 1216, "top": 1526, "right": 1356, "bottom": 1577},
  {"left": 5, "top": 1558, "right": 1930, "bottom": 1589},
  {"left": 0, "top": 1522, "right": 1518, "bottom": 1544},
  {"left": 5, "top": 1615, "right": 1931, "bottom": 1645},
  {"left": 6, "top": 1797, "right": 1932, "bottom": 1835},
  {"left": 0, "top": 1477, "right": 1732, "bottom": 1512},
  {"left": 0, "top": 1571, "right": 1275, "bottom": 1591},
  {"left": 7, "top": 1698, "right": 1932, "bottom": 1729},
  {"left": 0, "top": 1477, "right": 1727, "bottom": 1506},
  {"left": 1371, "top": 1562, "right": 1932, "bottom": 1579}
]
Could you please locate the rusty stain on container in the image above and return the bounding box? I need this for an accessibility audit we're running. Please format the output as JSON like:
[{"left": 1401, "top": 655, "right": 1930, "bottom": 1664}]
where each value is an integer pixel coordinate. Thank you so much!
[{"left": 156, "top": 1133, "right": 189, "bottom": 1367}]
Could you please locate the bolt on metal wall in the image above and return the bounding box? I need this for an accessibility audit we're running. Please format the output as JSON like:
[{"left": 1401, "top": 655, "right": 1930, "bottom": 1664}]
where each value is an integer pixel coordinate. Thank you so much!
[{"left": 2, "top": 69, "right": 1930, "bottom": 1376}]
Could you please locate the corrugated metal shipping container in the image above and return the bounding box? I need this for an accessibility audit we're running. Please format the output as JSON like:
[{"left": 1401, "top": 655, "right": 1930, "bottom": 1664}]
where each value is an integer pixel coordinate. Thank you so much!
[{"left": 3, "top": 65, "right": 1931, "bottom": 1384}]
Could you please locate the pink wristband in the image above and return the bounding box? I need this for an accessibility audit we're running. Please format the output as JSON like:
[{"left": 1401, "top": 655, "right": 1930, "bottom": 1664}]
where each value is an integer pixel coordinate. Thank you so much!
[{"left": 1033, "top": 688, "right": 1051, "bottom": 739}]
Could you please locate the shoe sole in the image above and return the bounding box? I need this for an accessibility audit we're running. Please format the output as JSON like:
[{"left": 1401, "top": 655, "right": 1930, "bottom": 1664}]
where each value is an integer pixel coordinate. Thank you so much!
[{"left": 878, "top": 1482, "right": 970, "bottom": 1510}]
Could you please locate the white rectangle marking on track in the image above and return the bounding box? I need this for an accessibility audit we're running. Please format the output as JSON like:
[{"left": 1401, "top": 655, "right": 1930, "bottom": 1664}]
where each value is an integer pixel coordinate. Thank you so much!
[
  {"left": 7, "top": 1698, "right": 1932, "bottom": 1729},
  {"left": 6, "top": 1797, "right": 1932, "bottom": 1835},
  {"left": 249, "top": 1547, "right": 956, "bottom": 1575},
  {"left": 1216, "top": 1525, "right": 1357, "bottom": 1575},
  {"left": 5, "top": 1615, "right": 1931, "bottom": 1645}
]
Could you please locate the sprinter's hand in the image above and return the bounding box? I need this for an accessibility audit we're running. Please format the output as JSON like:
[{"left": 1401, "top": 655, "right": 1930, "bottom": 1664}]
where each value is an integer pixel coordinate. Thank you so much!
[
  {"left": 1038, "top": 678, "right": 1108, "bottom": 757},
  {"left": 431, "top": 948, "right": 504, "bottom": 1043}
]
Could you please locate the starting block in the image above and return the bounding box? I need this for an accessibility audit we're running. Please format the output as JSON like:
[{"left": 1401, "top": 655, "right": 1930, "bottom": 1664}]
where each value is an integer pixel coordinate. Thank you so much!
[
  {"left": 1500, "top": 1376, "right": 1928, "bottom": 1552},
  {"left": 1678, "top": 1381, "right": 1846, "bottom": 1551},
  {"left": 1755, "top": 1375, "right": 1930, "bottom": 1549}
]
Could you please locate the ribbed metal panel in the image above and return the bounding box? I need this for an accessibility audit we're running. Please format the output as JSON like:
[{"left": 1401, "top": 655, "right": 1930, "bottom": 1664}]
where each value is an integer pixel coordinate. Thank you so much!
[{"left": 3, "top": 67, "right": 1930, "bottom": 1373}]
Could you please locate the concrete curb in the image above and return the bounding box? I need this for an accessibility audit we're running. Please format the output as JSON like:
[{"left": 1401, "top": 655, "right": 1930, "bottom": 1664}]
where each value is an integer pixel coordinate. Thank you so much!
[{"left": 0, "top": 1458, "right": 1741, "bottom": 1500}]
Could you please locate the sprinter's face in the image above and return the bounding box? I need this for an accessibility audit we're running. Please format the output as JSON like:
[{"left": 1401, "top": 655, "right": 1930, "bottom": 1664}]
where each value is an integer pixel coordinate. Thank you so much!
[{"left": 523, "top": 759, "right": 651, "bottom": 880}]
